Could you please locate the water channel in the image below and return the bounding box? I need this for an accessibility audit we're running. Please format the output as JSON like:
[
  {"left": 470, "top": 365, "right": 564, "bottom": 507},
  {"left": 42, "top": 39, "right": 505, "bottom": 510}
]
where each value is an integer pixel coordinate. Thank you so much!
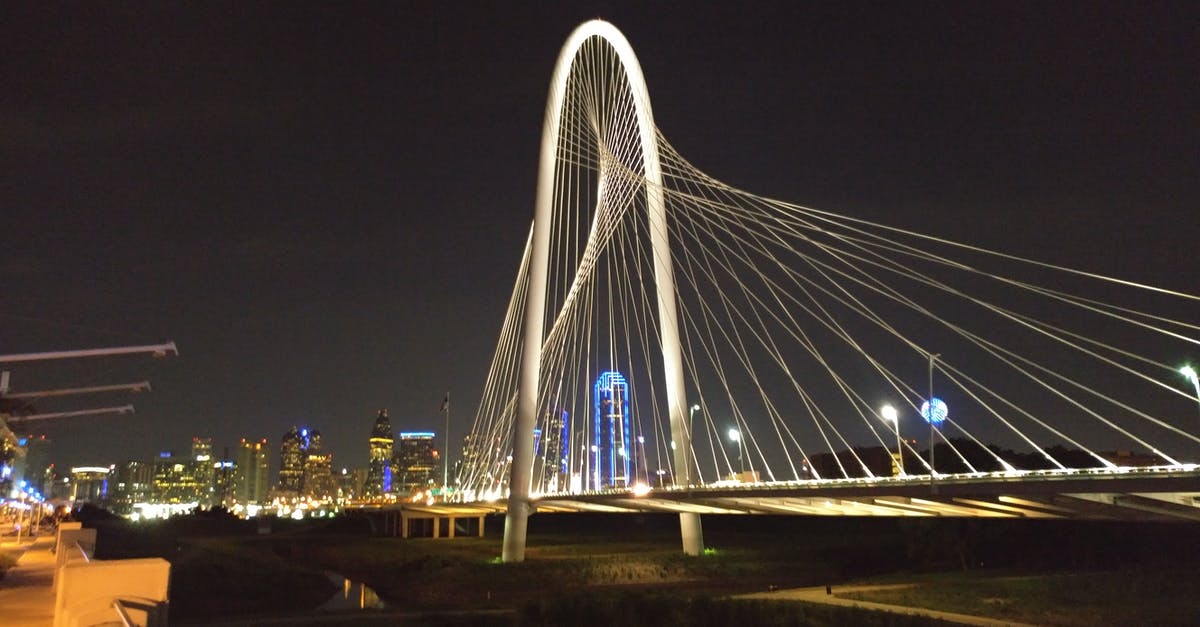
[{"left": 318, "top": 572, "right": 386, "bottom": 611}]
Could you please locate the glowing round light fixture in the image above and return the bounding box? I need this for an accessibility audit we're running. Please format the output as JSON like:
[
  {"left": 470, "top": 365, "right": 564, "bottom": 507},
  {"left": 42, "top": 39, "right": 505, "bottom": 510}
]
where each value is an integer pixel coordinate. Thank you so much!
[{"left": 920, "top": 398, "right": 948, "bottom": 425}]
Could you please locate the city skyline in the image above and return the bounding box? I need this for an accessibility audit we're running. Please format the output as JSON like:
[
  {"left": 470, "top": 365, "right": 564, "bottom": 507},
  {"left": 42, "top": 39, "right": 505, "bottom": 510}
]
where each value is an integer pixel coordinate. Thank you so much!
[
  {"left": 2, "top": 4, "right": 1195, "bottom": 472},
  {"left": 9, "top": 410, "right": 448, "bottom": 503},
  {"left": 6, "top": 409, "right": 454, "bottom": 515}
]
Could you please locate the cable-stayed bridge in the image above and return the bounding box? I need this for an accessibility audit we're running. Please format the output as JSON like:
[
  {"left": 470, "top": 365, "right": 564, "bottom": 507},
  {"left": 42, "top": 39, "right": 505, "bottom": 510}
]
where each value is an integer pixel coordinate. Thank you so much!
[{"left": 445, "top": 21, "right": 1200, "bottom": 561}]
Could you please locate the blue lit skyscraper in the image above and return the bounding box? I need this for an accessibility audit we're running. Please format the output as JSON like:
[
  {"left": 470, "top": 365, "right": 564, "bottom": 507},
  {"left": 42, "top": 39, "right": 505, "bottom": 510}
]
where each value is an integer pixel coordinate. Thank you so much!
[{"left": 593, "top": 371, "right": 631, "bottom": 489}]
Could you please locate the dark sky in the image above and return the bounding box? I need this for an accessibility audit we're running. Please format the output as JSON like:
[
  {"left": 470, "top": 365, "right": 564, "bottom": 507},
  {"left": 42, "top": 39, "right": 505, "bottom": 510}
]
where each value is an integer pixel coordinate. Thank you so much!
[{"left": 3, "top": 2, "right": 1197, "bottom": 472}]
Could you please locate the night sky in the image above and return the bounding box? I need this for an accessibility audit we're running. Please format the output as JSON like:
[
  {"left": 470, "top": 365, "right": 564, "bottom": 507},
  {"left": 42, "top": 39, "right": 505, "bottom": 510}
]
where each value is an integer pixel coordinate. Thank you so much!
[{"left": 3, "top": 2, "right": 1197, "bottom": 472}]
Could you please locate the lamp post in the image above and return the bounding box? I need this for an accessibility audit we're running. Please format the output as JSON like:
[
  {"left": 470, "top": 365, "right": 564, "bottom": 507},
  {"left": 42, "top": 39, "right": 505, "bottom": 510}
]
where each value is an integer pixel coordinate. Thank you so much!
[
  {"left": 590, "top": 445, "right": 600, "bottom": 490},
  {"left": 14, "top": 490, "right": 28, "bottom": 545},
  {"left": 1181, "top": 366, "right": 1200, "bottom": 420},
  {"left": 636, "top": 435, "right": 647, "bottom": 485},
  {"left": 927, "top": 354, "right": 938, "bottom": 479},
  {"left": 881, "top": 404, "right": 902, "bottom": 475},
  {"left": 920, "top": 353, "right": 950, "bottom": 492},
  {"left": 441, "top": 392, "right": 450, "bottom": 498},
  {"left": 727, "top": 428, "right": 744, "bottom": 477}
]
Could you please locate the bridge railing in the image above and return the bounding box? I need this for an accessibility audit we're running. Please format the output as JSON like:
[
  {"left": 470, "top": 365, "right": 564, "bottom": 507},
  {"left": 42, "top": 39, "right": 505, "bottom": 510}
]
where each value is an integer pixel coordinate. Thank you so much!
[{"left": 494, "top": 464, "right": 1200, "bottom": 501}]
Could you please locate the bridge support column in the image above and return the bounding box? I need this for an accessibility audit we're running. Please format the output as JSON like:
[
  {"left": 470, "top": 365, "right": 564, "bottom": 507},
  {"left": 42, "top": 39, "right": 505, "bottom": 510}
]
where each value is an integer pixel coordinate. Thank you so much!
[
  {"left": 502, "top": 501, "right": 530, "bottom": 561},
  {"left": 679, "top": 513, "right": 703, "bottom": 556}
]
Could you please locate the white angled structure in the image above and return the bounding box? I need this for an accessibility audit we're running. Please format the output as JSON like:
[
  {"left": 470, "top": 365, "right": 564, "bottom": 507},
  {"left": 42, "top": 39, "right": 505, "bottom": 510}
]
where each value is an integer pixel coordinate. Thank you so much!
[{"left": 504, "top": 19, "right": 701, "bottom": 562}]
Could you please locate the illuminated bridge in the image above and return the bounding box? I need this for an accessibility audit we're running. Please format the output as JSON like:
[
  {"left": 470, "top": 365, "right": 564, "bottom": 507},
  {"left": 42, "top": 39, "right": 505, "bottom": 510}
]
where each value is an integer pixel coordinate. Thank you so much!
[
  {"left": 395, "top": 466, "right": 1200, "bottom": 533},
  {"left": 449, "top": 21, "right": 1200, "bottom": 561}
]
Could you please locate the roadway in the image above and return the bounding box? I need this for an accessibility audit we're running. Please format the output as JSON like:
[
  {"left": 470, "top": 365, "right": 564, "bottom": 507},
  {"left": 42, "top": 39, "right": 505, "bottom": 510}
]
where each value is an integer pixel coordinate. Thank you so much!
[{"left": 383, "top": 466, "right": 1200, "bottom": 522}]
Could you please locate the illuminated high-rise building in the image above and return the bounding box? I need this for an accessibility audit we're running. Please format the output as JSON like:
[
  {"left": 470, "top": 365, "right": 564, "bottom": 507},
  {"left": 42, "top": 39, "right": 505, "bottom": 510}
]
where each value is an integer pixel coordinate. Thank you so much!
[
  {"left": 278, "top": 427, "right": 306, "bottom": 493},
  {"left": 539, "top": 409, "right": 569, "bottom": 493},
  {"left": 112, "top": 460, "right": 153, "bottom": 513},
  {"left": 337, "top": 467, "right": 366, "bottom": 501},
  {"left": 234, "top": 438, "right": 270, "bottom": 505},
  {"left": 394, "top": 432, "right": 437, "bottom": 494},
  {"left": 152, "top": 451, "right": 201, "bottom": 503},
  {"left": 191, "top": 436, "right": 216, "bottom": 506},
  {"left": 14, "top": 434, "right": 52, "bottom": 497},
  {"left": 364, "top": 410, "right": 393, "bottom": 497},
  {"left": 593, "top": 371, "right": 631, "bottom": 489},
  {"left": 302, "top": 430, "right": 336, "bottom": 500},
  {"left": 0, "top": 421, "right": 17, "bottom": 499},
  {"left": 212, "top": 451, "right": 236, "bottom": 507},
  {"left": 192, "top": 436, "right": 213, "bottom": 458},
  {"left": 70, "top": 466, "right": 111, "bottom": 504}
]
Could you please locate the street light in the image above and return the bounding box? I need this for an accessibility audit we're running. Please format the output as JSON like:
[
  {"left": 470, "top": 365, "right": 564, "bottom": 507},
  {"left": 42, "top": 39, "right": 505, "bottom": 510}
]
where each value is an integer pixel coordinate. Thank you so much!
[
  {"left": 881, "top": 404, "right": 903, "bottom": 475},
  {"left": 1181, "top": 366, "right": 1200, "bottom": 420},
  {"left": 590, "top": 445, "right": 600, "bottom": 490},
  {"left": 726, "top": 428, "right": 744, "bottom": 476},
  {"left": 926, "top": 353, "right": 940, "bottom": 484}
]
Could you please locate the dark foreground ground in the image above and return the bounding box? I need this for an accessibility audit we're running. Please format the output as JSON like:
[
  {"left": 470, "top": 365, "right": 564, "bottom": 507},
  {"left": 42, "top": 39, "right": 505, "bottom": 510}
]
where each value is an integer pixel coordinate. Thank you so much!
[{"left": 78, "top": 507, "right": 1200, "bottom": 626}]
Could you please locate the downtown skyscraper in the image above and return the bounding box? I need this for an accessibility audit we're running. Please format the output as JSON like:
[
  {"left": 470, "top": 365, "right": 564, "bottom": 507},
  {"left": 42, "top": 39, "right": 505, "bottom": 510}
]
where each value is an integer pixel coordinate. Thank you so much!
[
  {"left": 301, "top": 430, "right": 335, "bottom": 500},
  {"left": 234, "top": 438, "right": 270, "bottom": 505},
  {"left": 394, "top": 432, "right": 438, "bottom": 494},
  {"left": 278, "top": 427, "right": 306, "bottom": 494},
  {"left": 593, "top": 371, "right": 632, "bottom": 489},
  {"left": 538, "top": 409, "right": 569, "bottom": 493},
  {"left": 364, "top": 410, "right": 393, "bottom": 497}
]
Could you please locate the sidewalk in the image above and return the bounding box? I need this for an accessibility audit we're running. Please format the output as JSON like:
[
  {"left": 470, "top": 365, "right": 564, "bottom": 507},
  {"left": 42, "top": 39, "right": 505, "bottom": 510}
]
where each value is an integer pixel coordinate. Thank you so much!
[
  {"left": 737, "top": 583, "right": 1038, "bottom": 627},
  {"left": 0, "top": 535, "right": 57, "bottom": 627}
]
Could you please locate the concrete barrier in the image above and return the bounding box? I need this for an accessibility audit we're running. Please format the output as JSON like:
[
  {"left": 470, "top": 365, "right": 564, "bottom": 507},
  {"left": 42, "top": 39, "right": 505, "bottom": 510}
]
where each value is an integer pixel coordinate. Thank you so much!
[
  {"left": 53, "top": 527, "right": 97, "bottom": 590},
  {"left": 53, "top": 522, "right": 82, "bottom": 553},
  {"left": 53, "top": 558, "right": 170, "bottom": 627}
]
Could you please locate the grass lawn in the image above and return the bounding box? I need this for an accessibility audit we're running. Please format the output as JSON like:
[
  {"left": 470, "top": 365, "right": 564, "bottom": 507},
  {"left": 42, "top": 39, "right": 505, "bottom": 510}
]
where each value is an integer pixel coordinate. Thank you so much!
[
  {"left": 81, "top": 513, "right": 1200, "bottom": 625},
  {"left": 841, "top": 570, "right": 1200, "bottom": 627}
]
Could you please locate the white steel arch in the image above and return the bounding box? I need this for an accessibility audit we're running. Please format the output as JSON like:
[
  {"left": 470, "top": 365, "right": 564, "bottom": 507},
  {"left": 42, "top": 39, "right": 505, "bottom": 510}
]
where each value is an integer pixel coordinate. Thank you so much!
[{"left": 502, "top": 20, "right": 703, "bottom": 562}]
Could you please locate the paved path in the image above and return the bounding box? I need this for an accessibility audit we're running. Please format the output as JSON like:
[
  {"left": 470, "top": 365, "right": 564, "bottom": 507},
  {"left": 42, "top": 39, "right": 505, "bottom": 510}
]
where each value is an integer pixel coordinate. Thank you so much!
[
  {"left": 0, "top": 536, "right": 57, "bottom": 627},
  {"left": 737, "top": 583, "right": 1039, "bottom": 627}
]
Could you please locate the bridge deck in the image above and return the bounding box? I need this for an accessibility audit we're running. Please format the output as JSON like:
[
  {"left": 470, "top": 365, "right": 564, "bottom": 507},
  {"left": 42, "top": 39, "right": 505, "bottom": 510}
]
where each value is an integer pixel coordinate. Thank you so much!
[{"left": 381, "top": 468, "right": 1200, "bottom": 522}]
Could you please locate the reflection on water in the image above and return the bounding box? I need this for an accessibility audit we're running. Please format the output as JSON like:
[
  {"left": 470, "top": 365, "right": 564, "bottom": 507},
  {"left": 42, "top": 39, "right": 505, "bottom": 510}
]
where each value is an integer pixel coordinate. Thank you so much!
[{"left": 319, "top": 572, "right": 385, "bottom": 611}]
